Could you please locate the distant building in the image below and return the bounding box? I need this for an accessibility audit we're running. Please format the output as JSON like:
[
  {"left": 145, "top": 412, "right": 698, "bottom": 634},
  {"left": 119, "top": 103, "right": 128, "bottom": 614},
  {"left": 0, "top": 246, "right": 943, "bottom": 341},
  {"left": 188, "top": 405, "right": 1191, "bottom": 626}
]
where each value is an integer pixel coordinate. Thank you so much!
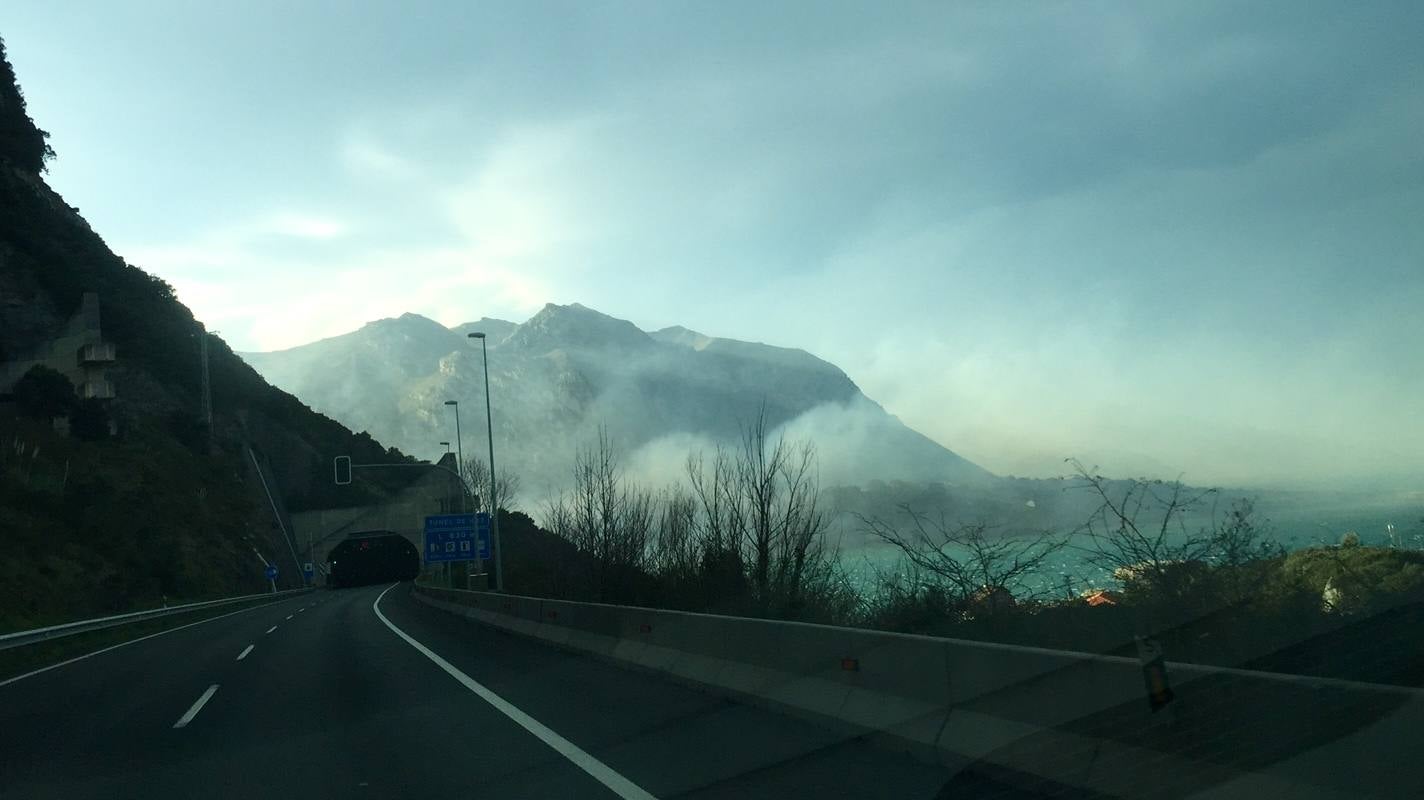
[
  {"left": 1082, "top": 589, "right": 1119, "bottom": 607},
  {"left": 0, "top": 291, "right": 116, "bottom": 400}
]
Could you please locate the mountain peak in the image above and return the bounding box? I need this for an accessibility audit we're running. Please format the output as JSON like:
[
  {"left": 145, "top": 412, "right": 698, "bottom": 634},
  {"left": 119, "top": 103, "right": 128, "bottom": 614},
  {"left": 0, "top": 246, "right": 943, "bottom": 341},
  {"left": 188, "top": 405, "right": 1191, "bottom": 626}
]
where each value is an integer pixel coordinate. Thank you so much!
[
  {"left": 506, "top": 302, "right": 653, "bottom": 352},
  {"left": 355, "top": 313, "right": 457, "bottom": 351},
  {"left": 452, "top": 317, "right": 518, "bottom": 344},
  {"left": 651, "top": 325, "right": 715, "bottom": 351},
  {"left": 367, "top": 312, "right": 446, "bottom": 331}
]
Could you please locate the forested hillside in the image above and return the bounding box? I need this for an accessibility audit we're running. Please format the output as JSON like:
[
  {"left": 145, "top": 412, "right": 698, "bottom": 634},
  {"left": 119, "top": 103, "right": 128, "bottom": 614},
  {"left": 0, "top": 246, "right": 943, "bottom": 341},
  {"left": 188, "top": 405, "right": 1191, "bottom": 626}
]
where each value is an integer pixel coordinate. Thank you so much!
[{"left": 0, "top": 36, "right": 412, "bottom": 629}]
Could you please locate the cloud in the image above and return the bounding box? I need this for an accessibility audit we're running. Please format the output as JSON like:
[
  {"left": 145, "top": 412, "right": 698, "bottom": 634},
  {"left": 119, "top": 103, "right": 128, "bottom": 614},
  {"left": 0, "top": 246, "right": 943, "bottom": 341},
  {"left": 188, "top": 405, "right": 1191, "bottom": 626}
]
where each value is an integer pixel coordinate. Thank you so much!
[
  {"left": 132, "top": 225, "right": 550, "bottom": 352},
  {"left": 263, "top": 213, "right": 347, "bottom": 240},
  {"left": 340, "top": 136, "right": 419, "bottom": 180},
  {"left": 34, "top": 2, "right": 1421, "bottom": 489},
  {"left": 443, "top": 120, "right": 608, "bottom": 264}
]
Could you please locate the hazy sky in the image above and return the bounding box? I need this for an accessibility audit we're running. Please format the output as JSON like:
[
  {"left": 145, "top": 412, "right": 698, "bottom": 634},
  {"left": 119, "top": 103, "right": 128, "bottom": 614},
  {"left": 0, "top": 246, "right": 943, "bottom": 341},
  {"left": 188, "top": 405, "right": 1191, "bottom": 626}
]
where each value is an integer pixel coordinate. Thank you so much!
[{"left": 6, "top": 2, "right": 1422, "bottom": 489}]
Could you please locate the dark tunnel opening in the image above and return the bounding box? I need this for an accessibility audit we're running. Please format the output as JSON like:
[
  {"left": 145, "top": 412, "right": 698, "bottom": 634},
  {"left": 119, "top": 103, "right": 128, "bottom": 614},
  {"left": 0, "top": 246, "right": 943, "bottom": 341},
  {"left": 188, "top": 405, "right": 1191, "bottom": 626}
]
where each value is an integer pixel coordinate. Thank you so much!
[{"left": 328, "top": 531, "right": 420, "bottom": 588}]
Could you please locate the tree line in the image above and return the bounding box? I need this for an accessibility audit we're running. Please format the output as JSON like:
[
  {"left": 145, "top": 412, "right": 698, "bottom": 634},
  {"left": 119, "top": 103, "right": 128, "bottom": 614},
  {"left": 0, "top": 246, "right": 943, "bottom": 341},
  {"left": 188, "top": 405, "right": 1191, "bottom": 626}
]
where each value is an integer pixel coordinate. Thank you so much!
[{"left": 467, "top": 419, "right": 1424, "bottom": 686}]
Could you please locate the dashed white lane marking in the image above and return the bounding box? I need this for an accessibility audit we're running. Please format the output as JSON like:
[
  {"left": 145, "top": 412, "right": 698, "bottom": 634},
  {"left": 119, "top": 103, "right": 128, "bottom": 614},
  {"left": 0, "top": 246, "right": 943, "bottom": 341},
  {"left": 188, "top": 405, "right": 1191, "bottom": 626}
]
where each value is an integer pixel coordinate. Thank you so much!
[
  {"left": 236, "top": 645, "right": 254, "bottom": 661},
  {"left": 285, "top": 614, "right": 294, "bottom": 620},
  {"left": 0, "top": 600, "right": 298, "bottom": 689},
  {"left": 172, "top": 684, "right": 220, "bottom": 729},
  {"left": 265, "top": 626, "right": 278, "bottom": 634},
  {"left": 297, "top": 608, "right": 305, "bottom": 614},
  {"left": 372, "top": 584, "right": 658, "bottom": 800}
]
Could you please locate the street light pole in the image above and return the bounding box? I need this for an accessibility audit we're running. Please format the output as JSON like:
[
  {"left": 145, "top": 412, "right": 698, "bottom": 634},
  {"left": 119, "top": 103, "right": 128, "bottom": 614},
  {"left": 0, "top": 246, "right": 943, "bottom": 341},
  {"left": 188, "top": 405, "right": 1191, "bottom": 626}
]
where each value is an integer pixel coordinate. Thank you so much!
[
  {"left": 443, "top": 400, "right": 465, "bottom": 589},
  {"left": 468, "top": 332, "right": 503, "bottom": 592},
  {"left": 439, "top": 439, "right": 454, "bottom": 515},
  {"left": 443, "top": 401, "right": 465, "bottom": 509}
]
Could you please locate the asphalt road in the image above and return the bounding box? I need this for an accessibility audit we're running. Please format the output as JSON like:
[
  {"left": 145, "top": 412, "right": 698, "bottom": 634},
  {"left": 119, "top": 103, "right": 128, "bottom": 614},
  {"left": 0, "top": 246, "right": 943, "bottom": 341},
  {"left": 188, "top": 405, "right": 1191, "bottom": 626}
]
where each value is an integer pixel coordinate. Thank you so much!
[{"left": 0, "top": 582, "right": 1001, "bottom": 799}]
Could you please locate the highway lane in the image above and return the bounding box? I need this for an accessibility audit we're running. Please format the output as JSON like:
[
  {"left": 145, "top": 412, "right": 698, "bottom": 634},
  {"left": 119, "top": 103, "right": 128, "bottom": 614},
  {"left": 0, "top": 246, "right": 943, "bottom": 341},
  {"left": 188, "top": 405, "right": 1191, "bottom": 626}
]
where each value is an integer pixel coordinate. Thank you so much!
[
  {"left": 0, "top": 582, "right": 1026, "bottom": 799},
  {"left": 1, "top": 585, "right": 626, "bottom": 799},
  {"left": 372, "top": 583, "right": 960, "bottom": 799},
  {"left": 0, "top": 590, "right": 320, "bottom": 794}
]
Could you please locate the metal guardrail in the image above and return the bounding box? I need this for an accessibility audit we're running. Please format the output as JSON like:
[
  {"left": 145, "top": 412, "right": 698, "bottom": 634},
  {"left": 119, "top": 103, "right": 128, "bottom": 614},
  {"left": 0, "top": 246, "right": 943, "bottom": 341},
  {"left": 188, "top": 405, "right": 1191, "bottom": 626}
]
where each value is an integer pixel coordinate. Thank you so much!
[{"left": 0, "top": 588, "right": 313, "bottom": 653}]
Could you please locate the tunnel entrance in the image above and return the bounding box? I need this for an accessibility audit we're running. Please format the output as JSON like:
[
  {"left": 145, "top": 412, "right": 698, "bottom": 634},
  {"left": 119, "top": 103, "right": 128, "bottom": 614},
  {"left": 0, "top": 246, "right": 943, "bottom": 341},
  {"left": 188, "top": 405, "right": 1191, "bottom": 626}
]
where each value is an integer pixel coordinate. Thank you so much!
[{"left": 328, "top": 530, "right": 420, "bottom": 588}]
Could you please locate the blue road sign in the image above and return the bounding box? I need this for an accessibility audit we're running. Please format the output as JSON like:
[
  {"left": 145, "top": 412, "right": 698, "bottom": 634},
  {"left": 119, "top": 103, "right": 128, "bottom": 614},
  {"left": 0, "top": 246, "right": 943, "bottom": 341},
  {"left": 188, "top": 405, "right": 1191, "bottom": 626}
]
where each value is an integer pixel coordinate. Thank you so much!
[
  {"left": 426, "top": 513, "right": 476, "bottom": 531},
  {"left": 303, "top": 562, "right": 314, "bottom": 578},
  {"left": 424, "top": 514, "right": 489, "bottom": 563},
  {"left": 264, "top": 564, "right": 278, "bottom": 580}
]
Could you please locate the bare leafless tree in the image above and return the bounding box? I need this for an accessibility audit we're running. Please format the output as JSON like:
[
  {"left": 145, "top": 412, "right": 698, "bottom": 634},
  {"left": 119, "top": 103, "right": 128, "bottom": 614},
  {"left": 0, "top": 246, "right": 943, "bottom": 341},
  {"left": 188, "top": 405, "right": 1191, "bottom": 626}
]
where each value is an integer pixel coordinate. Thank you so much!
[
  {"left": 459, "top": 455, "right": 521, "bottom": 513},
  {"left": 1066, "top": 458, "right": 1220, "bottom": 594},
  {"left": 685, "top": 445, "right": 745, "bottom": 564},
  {"left": 651, "top": 484, "right": 700, "bottom": 579},
  {"left": 541, "top": 410, "right": 841, "bottom": 615},
  {"left": 1210, "top": 498, "right": 1281, "bottom": 567},
  {"left": 860, "top": 505, "right": 1066, "bottom": 606},
  {"left": 543, "top": 428, "right": 656, "bottom": 600},
  {"left": 682, "top": 408, "right": 834, "bottom": 611}
]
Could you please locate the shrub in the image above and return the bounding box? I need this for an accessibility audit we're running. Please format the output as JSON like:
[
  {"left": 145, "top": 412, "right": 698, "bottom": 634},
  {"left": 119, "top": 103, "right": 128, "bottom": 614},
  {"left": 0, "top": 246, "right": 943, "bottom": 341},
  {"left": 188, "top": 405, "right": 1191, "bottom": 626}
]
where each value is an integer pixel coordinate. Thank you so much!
[
  {"left": 1281, "top": 546, "right": 1424, "bottom": 615},
  {"left": 12, "top": 365, "right": 76, "bottom": 419},
  {"left": 70, "top": 398, "right": 111, "bottom": 441}
]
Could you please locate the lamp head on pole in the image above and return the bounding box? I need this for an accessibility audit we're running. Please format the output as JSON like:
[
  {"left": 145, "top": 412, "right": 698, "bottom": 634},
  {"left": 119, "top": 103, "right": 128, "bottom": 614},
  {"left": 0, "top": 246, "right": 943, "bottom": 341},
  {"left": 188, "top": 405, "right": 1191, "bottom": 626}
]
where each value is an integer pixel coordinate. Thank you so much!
[
  {"left": 444, "top": 400, "right": 458, "bottom": 406},
  {"left": 468, "top": 332, "right": 485, "bottom": 339}
]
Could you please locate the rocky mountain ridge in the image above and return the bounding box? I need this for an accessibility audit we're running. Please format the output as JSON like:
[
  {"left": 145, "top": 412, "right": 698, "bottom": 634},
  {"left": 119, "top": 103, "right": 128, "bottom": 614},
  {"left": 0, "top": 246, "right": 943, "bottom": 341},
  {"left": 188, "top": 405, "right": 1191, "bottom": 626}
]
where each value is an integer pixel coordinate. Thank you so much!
[{"left": 241, "top": 303, "right": 993, "bottom": 496}]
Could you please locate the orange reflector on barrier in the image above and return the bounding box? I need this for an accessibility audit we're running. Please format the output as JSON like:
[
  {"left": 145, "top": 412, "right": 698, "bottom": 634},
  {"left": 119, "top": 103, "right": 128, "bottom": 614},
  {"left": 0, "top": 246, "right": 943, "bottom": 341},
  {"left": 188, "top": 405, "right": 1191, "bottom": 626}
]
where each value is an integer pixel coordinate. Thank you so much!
[
  {"left": 841, "top": 658, "right": 860, "bottom": 672},
  {"left": 639, "top": 624, "right": 652, "bottom": 633}
]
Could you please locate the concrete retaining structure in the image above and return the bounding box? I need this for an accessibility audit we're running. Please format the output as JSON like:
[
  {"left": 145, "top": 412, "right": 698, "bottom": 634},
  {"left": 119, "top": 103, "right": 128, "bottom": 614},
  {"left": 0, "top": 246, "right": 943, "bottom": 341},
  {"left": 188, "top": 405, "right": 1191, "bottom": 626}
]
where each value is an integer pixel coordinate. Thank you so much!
[{"left": 412, "top": 584, "right": 1424, "bottom": 798}]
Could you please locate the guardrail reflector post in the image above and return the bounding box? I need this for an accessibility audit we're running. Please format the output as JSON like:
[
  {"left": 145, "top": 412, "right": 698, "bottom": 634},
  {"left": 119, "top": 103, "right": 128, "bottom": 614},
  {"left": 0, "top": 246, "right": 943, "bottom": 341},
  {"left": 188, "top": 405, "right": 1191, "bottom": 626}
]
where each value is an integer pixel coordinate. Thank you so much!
[{"left": 1135, "top": 636, "right": 1174, "bottom": 712}]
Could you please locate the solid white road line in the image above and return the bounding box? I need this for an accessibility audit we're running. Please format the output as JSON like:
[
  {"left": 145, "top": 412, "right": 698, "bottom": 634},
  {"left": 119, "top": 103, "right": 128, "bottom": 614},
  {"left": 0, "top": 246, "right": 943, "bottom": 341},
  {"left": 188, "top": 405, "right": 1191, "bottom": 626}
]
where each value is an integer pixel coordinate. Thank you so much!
[
  {"left": 236, "top": 645, "right": 254, "bottom": 661},
  {"left": 172, "top": 684, "right": 220, "bottom": 729},
  {"left": 265, "top": 626, "right": 278, "bottom": 634},
  {"left": 373, "top": 584, "right": 658, "bottom": 800},
  {"left": 0, "top": 597, "right": 306, "bottom": 689}
]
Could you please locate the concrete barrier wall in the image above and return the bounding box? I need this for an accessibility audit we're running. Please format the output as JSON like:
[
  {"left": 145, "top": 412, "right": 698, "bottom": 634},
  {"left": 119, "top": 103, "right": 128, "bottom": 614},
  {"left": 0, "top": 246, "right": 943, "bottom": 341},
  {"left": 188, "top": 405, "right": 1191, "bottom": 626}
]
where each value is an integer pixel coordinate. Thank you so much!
[{"left": 412, "top": 584, "right": 1424, "bottom": 799}]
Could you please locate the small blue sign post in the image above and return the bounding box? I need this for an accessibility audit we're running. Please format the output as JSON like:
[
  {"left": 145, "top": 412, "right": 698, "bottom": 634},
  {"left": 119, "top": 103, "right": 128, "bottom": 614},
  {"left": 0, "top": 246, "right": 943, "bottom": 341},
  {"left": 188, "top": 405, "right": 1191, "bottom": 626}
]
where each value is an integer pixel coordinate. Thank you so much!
[{"left": 264, "top": 564, "right": 278, "bottom": 580}]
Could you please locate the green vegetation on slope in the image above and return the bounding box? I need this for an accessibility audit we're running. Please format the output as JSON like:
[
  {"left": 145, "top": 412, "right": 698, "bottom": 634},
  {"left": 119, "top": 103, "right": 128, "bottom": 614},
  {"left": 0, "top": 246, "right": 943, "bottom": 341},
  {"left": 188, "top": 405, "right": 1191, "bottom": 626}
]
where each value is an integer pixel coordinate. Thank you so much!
[
  {"left": 0, "top": 34, "right": 414, "bottom": 630},
  {"left": 0, "top": 413, "right": 268, "bottom": 630},
  {"left": 0, "top": 37, "right": 52, "bottom": 174}
]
